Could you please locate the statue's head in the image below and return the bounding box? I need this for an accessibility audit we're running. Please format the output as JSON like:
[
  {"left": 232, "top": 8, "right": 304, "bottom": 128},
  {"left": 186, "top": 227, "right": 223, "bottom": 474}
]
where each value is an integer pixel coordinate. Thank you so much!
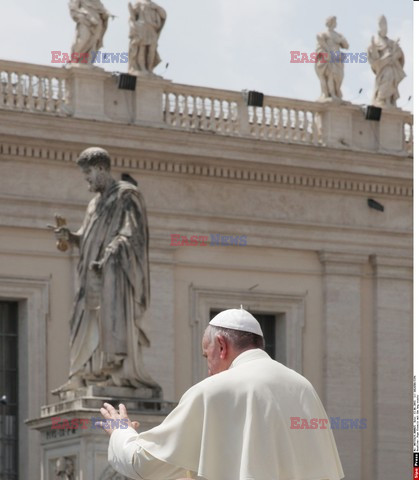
[
  {"left": 325, "top": 16, "right": 337, "bottom": 30},
  {"left": 77, "top": 147, "right": 112, "bottom": 193},
  {"left": 378, "top": 15, "right": 388, "bottom": 37},
  {"left": 76, "top": 147, "right": 111, "bottom": 171}
]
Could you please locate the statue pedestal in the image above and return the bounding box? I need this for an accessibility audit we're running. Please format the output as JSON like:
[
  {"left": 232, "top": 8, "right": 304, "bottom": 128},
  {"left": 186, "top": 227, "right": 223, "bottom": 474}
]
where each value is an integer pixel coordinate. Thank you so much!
[
  {"left": 65, "top": 64, "right": 109, "bottom": 121},
  {"left": 319, "top": 102, "right": 411, "bottom": 155},
  {"left": 27, "top": 386, "right": 176, "bottom": 480}
]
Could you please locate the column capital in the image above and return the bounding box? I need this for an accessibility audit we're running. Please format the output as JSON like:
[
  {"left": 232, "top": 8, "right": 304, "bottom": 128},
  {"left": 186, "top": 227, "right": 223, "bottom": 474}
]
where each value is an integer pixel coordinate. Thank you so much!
[
  {"left": 370, "top": 254, "right": 412, "bottom": 280},
  {"left": 318, "top": 251, "right": 369, "bottom": 276}
]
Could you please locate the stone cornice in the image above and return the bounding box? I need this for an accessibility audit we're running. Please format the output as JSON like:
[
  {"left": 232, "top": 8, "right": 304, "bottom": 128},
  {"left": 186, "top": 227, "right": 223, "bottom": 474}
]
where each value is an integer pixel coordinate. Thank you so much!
[
  {"left": 318, "top": 252, "right": 413, "bottom": 280},
  {"left": 0, "top": 110, "right": 413, "bottom": 178},
  {"left": 0, "top": 140, "right": 412, "bottom": 198}
]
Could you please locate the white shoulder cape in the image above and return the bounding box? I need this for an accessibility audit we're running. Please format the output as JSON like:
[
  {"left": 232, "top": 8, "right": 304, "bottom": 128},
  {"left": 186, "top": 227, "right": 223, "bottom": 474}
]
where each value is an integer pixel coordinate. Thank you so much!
[{"left": 137, "top": 349, "right": 344, "bottom": 480}]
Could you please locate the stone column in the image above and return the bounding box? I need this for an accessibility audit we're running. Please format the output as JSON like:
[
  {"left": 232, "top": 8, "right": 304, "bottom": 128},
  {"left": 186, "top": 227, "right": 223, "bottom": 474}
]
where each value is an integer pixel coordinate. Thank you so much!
[
  {"left": 371, "top": 255, "right": 412, "bottom": 480},
  {"left": 318, "top": 252, "right": 368, "bottom": 480}
]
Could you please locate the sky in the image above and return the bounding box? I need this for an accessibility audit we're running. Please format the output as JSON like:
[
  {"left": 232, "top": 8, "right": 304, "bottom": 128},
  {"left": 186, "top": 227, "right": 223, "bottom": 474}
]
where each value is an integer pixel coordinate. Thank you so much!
[{"left": 0, "top": 0, "right": 413, "bottom": 111}]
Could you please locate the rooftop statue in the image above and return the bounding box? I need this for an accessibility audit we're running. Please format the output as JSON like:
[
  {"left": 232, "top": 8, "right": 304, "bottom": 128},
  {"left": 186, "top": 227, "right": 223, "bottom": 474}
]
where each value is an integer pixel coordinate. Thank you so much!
[
  {"left": 69, "top": 0, "right": 112, "bottom": 64},
  {"left": 315, "top": 16, "right": 349, "bottom": 102},
  {"left": 128, "top": 0, "right": 167, "bottom": 75},
  {"left": 368, "top": 15, "right": 406, "bottom": 108}
]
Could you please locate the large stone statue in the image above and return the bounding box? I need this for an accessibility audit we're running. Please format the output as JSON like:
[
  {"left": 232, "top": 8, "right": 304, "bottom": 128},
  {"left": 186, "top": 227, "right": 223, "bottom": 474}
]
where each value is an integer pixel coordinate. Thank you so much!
[
  {"left": 69, "top": 0, "right": 111, "bottom": 63},
  {"left": 52, "top": 147, "right": 159, "bottom": 393},
  {"left": 368, "top": 15, "right": 406, "bottom": 108},
  {"left": 128, "top": 0, "right": 167, "bottom": 75},
  {"left": 315, "top": 16, "right": 349, "bottom": 101}
]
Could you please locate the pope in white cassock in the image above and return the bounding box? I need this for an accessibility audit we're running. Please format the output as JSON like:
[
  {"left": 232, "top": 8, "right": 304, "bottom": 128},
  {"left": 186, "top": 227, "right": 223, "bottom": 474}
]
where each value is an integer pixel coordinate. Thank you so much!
[{"left": 100, "top": 308, "right": 344, "bottom": 480}]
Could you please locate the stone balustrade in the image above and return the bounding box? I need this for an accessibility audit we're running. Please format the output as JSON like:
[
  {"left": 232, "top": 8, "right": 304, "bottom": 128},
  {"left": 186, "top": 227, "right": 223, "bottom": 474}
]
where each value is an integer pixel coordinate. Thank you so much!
[
  {"left": 0, "top": 60, "right": 67, "bottom": 116},
  {"left": 0, "top": 59, "right": 413, "bottom": 155},
  {"left": 248, "top": 96, "right": 324, "bottom": 146},
  {"left": 162, "top": 84, "right": 325, "bottom": 146},
  {"left": 163, "top": 84, "right": 242, "bottom": 136}
]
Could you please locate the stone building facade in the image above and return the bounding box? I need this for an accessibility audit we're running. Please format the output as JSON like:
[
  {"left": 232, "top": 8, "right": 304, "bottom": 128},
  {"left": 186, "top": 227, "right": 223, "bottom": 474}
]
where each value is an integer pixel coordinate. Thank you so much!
[{"left": 0, "top": 60, "right": 413, "bottom": 480}]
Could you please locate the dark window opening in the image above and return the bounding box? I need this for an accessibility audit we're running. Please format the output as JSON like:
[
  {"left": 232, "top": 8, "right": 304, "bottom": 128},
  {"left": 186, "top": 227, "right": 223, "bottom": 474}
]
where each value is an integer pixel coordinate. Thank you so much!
[{"left": 0, "top": 302, "right": 18, "bottom": 480}]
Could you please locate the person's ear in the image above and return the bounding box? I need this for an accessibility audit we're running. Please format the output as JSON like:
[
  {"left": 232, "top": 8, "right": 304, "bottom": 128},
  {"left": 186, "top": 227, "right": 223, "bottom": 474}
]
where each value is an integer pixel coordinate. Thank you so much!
[{"left": 216, "top": 335, "right": 228, "bottom": 359}]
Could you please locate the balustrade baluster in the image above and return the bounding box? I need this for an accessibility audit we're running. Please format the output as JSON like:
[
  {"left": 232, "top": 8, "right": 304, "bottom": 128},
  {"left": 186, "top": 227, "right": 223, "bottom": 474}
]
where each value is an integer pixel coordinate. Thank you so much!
[
  {"left": 266, "top": 106, "right": 274, "bottom": 139},
  {"left": 6, "top": 72, "right": 14, "bottom": 108},
  {"left": 214, "top": 99, "right": 221, "bottom": 131},
  {"left": 311, "top": 112, "right": 319, "bottom": 145},
  {"left": 163, "top": 92, "right": 170, "bottom": 123},
  {"left": 301, "top": 110, "right": 309, "bottom": 143},
  {"left": 56, "top": 79, "right": 65, "bottom": 114},
  {"left": 197, "top": 97, "right": 204, "bottom": 129},
  {"left": 173, "top": 94, "right": 179, "bottom": 127},
  {"left": 207, "top": 98, "right": 214, "bottom": 130},
  {"left": 15, "top": 74, "right": 24, "bottom": 109},
  {"left": 36, "top": 78, "right": 45, "bottom": 111},
  {"left": 225, "top": 101, "right": 232, "bottom": 133},
  {"left": 0, "top": 73, "right": 5, "bottom": 107},
  {"left": 191, "top": 95, "right": 198, "bottom": 129},
  {"left": 46, "top": 77, "right": 55, "bottom": 112},
  {"left": 27, "top": 75, "right": 35, "bottom": 111}
]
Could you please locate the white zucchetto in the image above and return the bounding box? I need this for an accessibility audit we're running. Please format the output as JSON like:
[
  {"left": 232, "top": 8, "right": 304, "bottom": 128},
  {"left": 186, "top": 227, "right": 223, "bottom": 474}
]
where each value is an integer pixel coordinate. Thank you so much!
[{"left": 209, "top": 307, "right": 263, "bottom": 337}]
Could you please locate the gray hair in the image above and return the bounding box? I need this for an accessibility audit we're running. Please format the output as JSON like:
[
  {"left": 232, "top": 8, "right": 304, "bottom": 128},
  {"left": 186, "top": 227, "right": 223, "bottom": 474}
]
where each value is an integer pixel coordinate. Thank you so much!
[
  {"left": 76, "top": 147, "right": 111, "bottom": 171},
  {"left": 206, "top": 324, "right": 265, "bottom": 351}
]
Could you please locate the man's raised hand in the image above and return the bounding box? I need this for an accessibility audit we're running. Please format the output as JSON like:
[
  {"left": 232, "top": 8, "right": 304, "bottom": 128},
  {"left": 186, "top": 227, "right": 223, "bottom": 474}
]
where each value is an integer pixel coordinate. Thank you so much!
[{"left": 98, "top": 402, "right": 140, "bottom": 436}]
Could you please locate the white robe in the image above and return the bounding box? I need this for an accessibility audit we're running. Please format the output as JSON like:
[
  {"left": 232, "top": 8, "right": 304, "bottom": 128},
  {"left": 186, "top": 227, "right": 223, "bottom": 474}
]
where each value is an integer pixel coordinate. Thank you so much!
[{"left": 108, "top": 349, "right": 344, "bottom": 480}]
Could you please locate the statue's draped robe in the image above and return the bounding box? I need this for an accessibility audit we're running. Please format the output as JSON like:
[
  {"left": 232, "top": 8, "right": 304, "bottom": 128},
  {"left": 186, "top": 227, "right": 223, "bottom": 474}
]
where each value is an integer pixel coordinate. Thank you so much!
[
  {"left": 70, "top": 0, "right": 109, "bottom": 56},
  {"left": 109, "top": 350, "right": 344, "bottom": 480},
  {"left": 129, "top": 1, "right": 166, "bottom": 70},
  {"left": 368, "top": 35, "right": 406, "bottom": 107},
  {"left": 70, "top": 180, "right": 156, "bottom": 388},
  {"left": 315, "top": 30, "right": 348, "bottom": 98}
]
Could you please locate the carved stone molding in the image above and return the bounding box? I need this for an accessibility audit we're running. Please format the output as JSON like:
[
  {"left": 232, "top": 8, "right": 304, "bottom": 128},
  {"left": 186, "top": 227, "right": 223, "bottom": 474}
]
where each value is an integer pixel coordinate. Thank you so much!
[
  {"left": 318, "top": 251, "right": 370, "bottom": 276},
  {"left": 0, "top": 141, "right": 412, "bottom": 197},
  {"left": 370, "top": 254, "right": 413, "bottom": 280}
]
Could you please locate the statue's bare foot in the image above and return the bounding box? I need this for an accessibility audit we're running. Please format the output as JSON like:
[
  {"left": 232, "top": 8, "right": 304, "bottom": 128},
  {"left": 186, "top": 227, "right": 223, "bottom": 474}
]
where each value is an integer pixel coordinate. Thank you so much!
[{"left": 51, "top": 376, "right": 84, "bottom": 395}]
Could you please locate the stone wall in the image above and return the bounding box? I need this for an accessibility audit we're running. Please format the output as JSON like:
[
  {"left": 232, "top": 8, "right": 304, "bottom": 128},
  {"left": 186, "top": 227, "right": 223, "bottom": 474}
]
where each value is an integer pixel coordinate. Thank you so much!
[{"left": 0, "top": 61, "right": 413, "bottom": 480}]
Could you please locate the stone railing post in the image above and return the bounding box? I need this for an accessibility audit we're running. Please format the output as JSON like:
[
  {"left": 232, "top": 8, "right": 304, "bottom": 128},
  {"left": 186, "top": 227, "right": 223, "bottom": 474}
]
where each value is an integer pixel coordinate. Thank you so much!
[
  {"left": 237, "top": 95, "right": 251, "bottom": 135},
  {"left": 319, "top": 102, "right": 412, "bottom": 155},
  {"left": 318, "top": 103, "right": 358, "bottom": 150},
  {"left": 65, "top": 65, "right": 108, "bottom": 120},
  {"left": 134, "top": 76, "right": 171, "bottom": 126}
]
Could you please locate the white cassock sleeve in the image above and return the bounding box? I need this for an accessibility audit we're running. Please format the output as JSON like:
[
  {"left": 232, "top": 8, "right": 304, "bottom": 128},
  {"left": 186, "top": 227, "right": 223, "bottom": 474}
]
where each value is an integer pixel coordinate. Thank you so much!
[{"left": 108, "top": 427, "right": 194, "bottom": 480}]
